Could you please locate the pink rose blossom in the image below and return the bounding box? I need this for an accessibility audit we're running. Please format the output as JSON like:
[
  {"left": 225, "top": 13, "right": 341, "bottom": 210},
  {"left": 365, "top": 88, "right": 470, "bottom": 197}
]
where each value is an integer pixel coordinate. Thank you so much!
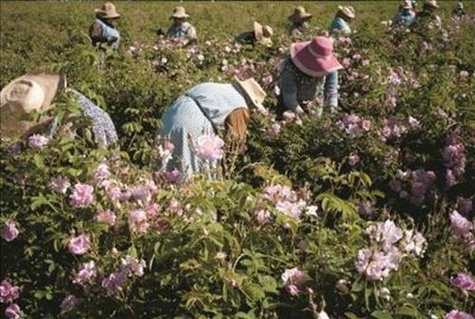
[
  {"left": 28, "top": 134, "right": 49, "bottom": 149},
  {"left": 194, "top": 134, "right": 225, "bottom": 160},
  {"left": 128, "top": 209, "right": 150, "bottom": 234},
  {"left": 361, "top": 119, "right": 371, "bottom": 131},
  {"left": 276, "top": 201, "right": 302, "bottom": 220},
  {"left": 0, "top": 279, "right": 20, "bottom": 304},
  {"left": 101, "top": 269, "right": 127, "bottom": 295},
  {"left": 121, "top": 255, "right": 146, "bottom": 277},
  {"left": 450, "top": 210, "right": 473, "bottom": 238},
  {"left": 281, "top": 267, "right": 308, "bottom": 296},
  {"left": 255, "top": 209, "right": 271, "bottom": 225},
  {"left": 355, "top": 248, "right": 390, "bottom": 281},
  {"left": 107, "top": 185, "right": 131, "bottom": 202},
  {"left": 1, "top": 221, "right": 19, "bottom": 242},
  {"left": 73, "top": 261, "right": 97, "bottom": 286},
  {"left": 402, "top": 230, "right": 427, "bottom": 257},
  {"left": 348, "top": 153, "right": 360, "bottom": 166},
  {"left": 162, "top": 168, "right": 183, "bottom": 183},
  {"left": 50, "top": 176, "right": 71, "bottom": 194},
  {"left": 68, "top": 234, "right": 91, "bottom": 255},
  {"left": 60, "top": 294, "right": 79, "bottom": 313},
  {"left": 445, "top": 310, "right": 474, "bottom": 319},
  {"left": 5, "top": 303, "right": 21, "bottom": 319},
  {"left": 93, "top": 163, "right": 111, "bottom": 186},
  {"left": 450, "top": 272, "right": 475, "bottom": 297},
  {"left": 69, "top": 183, "right": 94, "bottom": 208},
  {"left": 130, "top": 186, "right": 150, "bottom": 202},
  {"left": 95, "top": 209, "right": 116, "bottom": 226}
]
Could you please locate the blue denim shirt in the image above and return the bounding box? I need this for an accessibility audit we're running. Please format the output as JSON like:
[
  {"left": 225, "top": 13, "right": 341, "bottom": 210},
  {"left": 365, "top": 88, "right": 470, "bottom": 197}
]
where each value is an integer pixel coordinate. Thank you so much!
[{"left": 278, "top": 58, "right": 339, "bottom": 115}]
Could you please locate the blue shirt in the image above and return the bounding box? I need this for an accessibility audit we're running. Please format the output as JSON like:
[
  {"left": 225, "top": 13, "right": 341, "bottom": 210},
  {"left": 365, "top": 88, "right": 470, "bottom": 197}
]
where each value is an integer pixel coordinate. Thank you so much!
[
  {"left": 329, "top": 17, "right": 351, "bottom": 36},
  {"left": 278, "top": 58, "right": 339, "bottom": 114}
]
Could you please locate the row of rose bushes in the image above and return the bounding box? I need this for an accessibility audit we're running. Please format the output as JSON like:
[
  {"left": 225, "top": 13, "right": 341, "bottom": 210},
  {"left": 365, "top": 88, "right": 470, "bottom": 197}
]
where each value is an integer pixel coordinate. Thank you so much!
[{"left": 1, "top": 3, "right": 475, "bottom": 319}]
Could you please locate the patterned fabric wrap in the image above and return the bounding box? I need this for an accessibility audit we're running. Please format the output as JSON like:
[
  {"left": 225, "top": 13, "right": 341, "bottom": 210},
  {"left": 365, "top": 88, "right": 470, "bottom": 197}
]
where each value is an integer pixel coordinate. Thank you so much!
[
  {"left": 278, "top": 58, "right": 339, "bottom": 113},
  {"left": 159, "top": 83, "right": 247, "bottom": 179},
  {"left": 46, "top": 89, "right": 118, "bottom": 147},
  {"left": 166, "top": 21, "right": 196, "bottom": 39},
  {"left": 95, "top": 19, "right": 121, "bottom": 50},
  {"left": 329, "top": 17, "right": 352, "bottom": 36}
]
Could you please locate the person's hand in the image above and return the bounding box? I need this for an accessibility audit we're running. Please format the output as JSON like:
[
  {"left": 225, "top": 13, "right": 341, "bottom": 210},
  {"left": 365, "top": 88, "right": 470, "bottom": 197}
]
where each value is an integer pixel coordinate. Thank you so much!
[{"left": 293, "top": 105, "right": 305, "bottom": 115}]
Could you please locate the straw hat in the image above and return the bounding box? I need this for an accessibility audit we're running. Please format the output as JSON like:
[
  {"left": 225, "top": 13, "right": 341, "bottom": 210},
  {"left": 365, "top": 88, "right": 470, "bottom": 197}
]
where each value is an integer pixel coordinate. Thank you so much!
[
  {"left": 338, "top": 5, "right": 356, "bottom": 19},
  {"left": 402, "top": 0, "right": 413, "bottom": 9},
  {"left": 253, "top": 22, "right": 273, "bottom": 47},
  {"left": 95, "top": 2, "right": 120, "bottom": 19},
  {"left": 290, "top": 36, "right": 343, "bottom": 78},
  {"left": 288, "top": 6, "right": 313, "bottom": 23},
  {"left": 171, "top": 6, "right": 190, "bottom": 19},
  {"left": 0, "top": 73, "right": 65, "bottom": 137},
  {"left": 423, "top": 0, "right": 439, "bottom": 8},
  {"left": 232, "top": 77, "right": 267, "bottom": 113}
]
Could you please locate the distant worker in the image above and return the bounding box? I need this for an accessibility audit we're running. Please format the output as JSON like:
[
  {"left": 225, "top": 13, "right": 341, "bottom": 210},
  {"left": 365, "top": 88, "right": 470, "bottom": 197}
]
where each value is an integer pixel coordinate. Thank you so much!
[
  {"left": 235, "top": 21, "right": 273, "bottom": 47},
  {"left": 287, "top": 6, "right": 313, "bottom": 40},
  {"left": 329, "top": 5, "right": 356, "bottom": 37},
  {"left": 89, "top": 2, "right": 121, "bottom": 51},
  {"left": 163, "top": 6, "right": 198, "bottom": 46}
]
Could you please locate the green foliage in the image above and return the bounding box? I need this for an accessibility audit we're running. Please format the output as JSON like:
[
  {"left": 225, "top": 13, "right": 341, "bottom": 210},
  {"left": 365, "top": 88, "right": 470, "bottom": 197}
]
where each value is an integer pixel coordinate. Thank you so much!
[{"left": 1, "top": 1, "right": 475, "bottom": 318}]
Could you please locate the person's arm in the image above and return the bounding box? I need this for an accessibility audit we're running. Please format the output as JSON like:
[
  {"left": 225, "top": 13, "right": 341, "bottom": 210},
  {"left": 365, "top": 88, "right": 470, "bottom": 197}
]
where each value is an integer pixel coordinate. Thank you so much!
[
  {"left": 224, "top": 108, "right": 249, "bottom": 154},
  {"left": 324, "top": 71, "right": 339, "bottom": 111}
]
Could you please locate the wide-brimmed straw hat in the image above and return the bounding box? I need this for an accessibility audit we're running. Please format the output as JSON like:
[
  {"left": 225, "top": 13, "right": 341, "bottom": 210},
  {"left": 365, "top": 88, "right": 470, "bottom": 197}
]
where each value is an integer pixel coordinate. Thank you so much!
[
  {"left": 288, "top": 6, "right": 313, "bottom": 23},
  {"left": 423, "top": 0, "right": 439, "bottom": 8},
  {"left": 95, "top": 2, "right": 120, "bottom": 19},
  {"left": 253, "top": 22, "right": 273, "bottom": 47},
  {"left": 0, "top": 73, "right": 66, "bottom": 137},
  {"left": 170, "top": 6, "right": 190, "bottom": 19},
  {"left": 401, "top": 0, "right": 413, "bottom": 9},
  {"left": 338, "top": 5, "right": 356, "bottom": 19},
  {"left": 290, "top": 36, "right": 343, "bottom": 78},
  {"left": 232, "top": 77, "right": 267, "bottom": 113}
]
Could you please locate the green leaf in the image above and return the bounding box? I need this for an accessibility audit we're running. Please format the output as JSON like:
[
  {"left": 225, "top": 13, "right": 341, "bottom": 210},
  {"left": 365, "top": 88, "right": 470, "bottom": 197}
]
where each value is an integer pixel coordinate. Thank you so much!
[
  {"left": 241, "top": 282, "right": 265, "bottom": 301},
  {"left": 127, "top": 245, "right": 138, "bottom": 258},
  {"left": 394, "top": 306, "right": 421, "bottom": 318},
  {"left": 258, "top": 275, "right": 278, "bottom": 293},
  {"left": 371, "top": 310, "right": 393, "bottom": 319},
  {"left": 33, "top": 154, "right": 44, "bottom": 168}
]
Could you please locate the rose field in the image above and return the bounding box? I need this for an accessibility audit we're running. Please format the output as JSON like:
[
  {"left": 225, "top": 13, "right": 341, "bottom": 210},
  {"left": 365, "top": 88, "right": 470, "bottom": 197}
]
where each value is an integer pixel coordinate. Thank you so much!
[{"left": 1, "top": 1, "right": 475, "bottom": 318}]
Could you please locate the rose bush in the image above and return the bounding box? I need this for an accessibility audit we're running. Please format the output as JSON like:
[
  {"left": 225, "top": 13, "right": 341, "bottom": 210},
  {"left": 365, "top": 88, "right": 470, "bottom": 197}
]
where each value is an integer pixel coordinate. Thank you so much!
[{"left": 1, "top": 1, "right": 474, "bottom": 318}]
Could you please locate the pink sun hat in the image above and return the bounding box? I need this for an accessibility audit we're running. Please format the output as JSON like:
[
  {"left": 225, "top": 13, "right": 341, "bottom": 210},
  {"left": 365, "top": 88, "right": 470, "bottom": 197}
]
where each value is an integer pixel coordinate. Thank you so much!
[{"left": 290, "top": 36, "right": 343, "bottom": 77}]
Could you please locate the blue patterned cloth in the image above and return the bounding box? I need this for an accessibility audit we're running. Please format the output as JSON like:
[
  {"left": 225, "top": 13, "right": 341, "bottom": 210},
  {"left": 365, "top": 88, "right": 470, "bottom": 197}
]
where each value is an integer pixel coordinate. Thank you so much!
[
  {"left": 47, "top": 89, "right": 118, "bottom": 148},
  {"left": 329, "top": 17, "right": 352, "bottom": 36},
  {"left": 158, "top": 83, "right": 247, "bottom": 179}
]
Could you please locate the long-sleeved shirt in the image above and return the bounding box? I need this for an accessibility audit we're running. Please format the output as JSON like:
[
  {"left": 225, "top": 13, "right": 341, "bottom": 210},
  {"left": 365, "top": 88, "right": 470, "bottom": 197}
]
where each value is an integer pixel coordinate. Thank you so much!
[
  {"left": 89, "top": 19, "right": 121, "bottom": 50},
  {"left": 166, "top": 22, "right": 197, "bottom": 41},
  {"left": 278, "top": 58, "right": 339, "bottom": 115}
]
